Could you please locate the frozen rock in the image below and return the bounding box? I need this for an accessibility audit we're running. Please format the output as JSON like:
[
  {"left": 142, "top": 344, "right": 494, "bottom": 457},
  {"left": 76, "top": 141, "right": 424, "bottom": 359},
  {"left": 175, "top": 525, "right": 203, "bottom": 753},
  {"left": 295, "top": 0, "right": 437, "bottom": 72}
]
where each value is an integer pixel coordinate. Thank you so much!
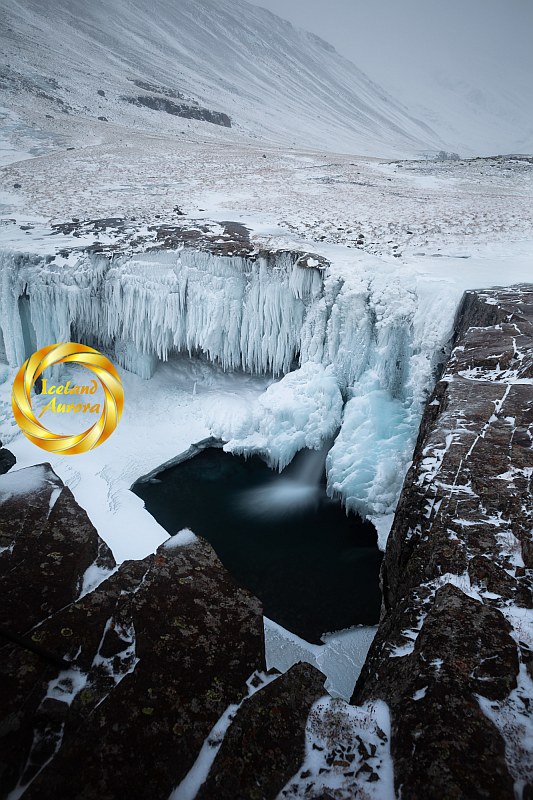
[
  {"left": 195, "top": 663, "right": 325, "bottom": 800},
  {"left": 354, "top": 285, "right": 533, "bottom": 799},
  {"left": 0, "top": 438, "right": 15, "bottom": 474}
]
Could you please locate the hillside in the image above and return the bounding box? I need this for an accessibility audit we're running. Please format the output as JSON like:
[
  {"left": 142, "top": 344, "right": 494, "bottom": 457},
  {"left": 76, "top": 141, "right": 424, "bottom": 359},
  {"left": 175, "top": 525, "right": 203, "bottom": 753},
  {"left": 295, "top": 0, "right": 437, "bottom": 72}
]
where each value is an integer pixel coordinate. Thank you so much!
[{"left": 0, "top": 0, "right": 443, "bottom": 157}]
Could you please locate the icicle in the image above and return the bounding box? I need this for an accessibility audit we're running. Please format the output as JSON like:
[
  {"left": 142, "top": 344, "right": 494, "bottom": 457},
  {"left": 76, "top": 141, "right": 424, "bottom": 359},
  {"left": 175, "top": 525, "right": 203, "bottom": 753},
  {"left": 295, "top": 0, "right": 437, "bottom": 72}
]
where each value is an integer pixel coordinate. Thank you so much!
[{"left": 0, "top": 243, "right": 457, "bottom": 520}]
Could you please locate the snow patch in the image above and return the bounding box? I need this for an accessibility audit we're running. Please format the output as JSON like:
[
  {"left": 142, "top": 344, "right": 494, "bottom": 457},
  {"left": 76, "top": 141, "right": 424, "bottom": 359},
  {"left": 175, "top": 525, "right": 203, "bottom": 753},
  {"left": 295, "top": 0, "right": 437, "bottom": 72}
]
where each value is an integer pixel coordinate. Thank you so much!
[
  {"left": 279, "top": 696, "right": 395, "bottom": 799},
  {"left": 162, "top": 528, "right": 198, "bottom": 549},
  {"left": 477, "top": 663, "right": 533, "bottom": 798},
  {"left": 77, "top": 562, "right": 117, "bottom": 599},
  {"left": 0, "top": 464, "right": 50, "bottom": 501},
  {"left": 264, "top": 617, "right": 376, "bottom": 701}
]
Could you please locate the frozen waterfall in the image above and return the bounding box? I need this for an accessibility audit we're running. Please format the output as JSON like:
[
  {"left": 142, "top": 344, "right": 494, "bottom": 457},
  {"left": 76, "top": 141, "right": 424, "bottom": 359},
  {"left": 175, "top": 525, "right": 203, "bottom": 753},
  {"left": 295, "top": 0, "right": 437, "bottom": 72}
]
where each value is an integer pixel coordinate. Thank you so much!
[
  {"left": 0, "top": 246, "right": 453, "bottom": 520},
  {"left": 0, "top": 249, "right": 325, "bottom": 378}
]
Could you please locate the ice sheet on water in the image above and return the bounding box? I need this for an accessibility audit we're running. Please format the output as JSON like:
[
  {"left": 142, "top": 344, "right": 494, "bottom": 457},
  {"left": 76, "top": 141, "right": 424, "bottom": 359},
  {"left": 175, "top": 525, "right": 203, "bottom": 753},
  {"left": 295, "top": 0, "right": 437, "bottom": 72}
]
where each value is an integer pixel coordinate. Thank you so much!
[{"left": 264, "top": 616, "right": 377, "bottom": 701}]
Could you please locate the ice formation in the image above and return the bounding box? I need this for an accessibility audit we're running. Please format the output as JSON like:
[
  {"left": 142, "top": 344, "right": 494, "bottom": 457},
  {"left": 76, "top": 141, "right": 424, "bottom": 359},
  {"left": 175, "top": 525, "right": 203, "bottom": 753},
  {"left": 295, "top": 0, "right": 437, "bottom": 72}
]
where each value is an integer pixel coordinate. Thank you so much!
[
  {"left": 264, "top": 616, "right": 377, "bottom": 701},
  {"left": 326, "top": 374, "right": 416, "bottom": 515},
  {"left": 0, "top": 247, "right": 454, "bottom": 520},
  {"left": 221, "top": 362, "right": 343, "bottom": 470},
  {"left": 0, "top": 250, "right": 321, "bottom": 375}
]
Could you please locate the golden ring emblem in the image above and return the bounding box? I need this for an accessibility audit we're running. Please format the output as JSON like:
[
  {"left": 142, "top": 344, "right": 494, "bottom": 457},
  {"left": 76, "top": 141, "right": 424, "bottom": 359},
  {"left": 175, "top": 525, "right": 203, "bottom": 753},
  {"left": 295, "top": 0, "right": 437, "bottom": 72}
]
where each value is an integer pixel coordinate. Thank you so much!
[{"left": 12, "top": 343, "right": 124, "bottom": 455}]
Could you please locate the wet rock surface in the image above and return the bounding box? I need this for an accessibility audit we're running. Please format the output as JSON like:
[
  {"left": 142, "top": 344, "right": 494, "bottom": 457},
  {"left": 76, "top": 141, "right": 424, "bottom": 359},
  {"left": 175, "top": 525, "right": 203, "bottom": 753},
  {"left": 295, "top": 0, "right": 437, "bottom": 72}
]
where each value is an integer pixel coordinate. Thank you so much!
[{"left": 354, "top": 285, "right": 533, "bottom": 799}]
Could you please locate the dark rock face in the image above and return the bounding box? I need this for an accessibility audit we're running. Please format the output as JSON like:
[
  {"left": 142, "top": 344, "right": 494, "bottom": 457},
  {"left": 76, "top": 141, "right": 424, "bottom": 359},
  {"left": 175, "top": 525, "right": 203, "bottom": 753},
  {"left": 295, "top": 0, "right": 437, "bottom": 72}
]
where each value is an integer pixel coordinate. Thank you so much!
[
  {"left": 0, "top": 439, "right": 15, "bottom": 474},
  {"left": 358, "top": 584, "right": 517, "bottom": 799},
  {"left": 128, "top": 78, "right": 185, "bottom": 100},
  {"left": 19, "top": 537, "right": 265, "bottom": 800},
  {"left": 0, "top": 466, "right": 276, "bottom": 800},
  {"left": 0, "top": 464, "right": 115, "bottom": 796},
  {"left": 354, "top": 285, "right": 533, "bottom": 799},
  {"left": 0, "top": 463, "right": 115, "bottom": 634},
  {"left": 123, "top": 95, "right": 231, "bottom": 127},
  {"left": 196, "top": 663, "right": 325, "bottom": 800}
]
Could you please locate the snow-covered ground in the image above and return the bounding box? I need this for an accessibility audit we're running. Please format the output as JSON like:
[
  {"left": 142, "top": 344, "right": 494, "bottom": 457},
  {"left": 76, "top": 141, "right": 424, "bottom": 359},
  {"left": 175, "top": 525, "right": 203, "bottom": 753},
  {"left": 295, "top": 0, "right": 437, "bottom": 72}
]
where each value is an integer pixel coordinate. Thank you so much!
[{"left": 1, "top": 122, "right": 531, "bottom": 257}]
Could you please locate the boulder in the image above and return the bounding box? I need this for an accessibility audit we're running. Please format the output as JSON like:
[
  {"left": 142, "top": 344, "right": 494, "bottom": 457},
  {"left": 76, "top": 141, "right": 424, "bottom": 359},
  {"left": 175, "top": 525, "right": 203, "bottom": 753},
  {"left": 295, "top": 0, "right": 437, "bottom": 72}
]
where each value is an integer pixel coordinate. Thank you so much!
[{"left": 0, "top": 473, "right": 269, "bottom": 800}]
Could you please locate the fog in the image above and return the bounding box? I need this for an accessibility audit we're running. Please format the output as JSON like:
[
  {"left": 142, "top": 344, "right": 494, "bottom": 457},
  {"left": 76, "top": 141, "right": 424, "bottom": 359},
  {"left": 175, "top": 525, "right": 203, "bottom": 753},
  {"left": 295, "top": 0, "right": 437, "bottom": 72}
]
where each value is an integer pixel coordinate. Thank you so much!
[{"left": 247, "top": 0, "right": 533, "bottom": 154}]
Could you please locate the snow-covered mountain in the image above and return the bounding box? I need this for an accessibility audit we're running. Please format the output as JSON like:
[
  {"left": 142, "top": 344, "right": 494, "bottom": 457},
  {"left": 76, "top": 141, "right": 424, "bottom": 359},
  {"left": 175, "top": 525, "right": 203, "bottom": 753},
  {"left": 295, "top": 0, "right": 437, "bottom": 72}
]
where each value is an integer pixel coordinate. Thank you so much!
[
  {"left": 0, "top": 0, "right": 443, "bottom": 157},
  {"left": 248, "top": 0, "right": 533, "bottom": 158}
]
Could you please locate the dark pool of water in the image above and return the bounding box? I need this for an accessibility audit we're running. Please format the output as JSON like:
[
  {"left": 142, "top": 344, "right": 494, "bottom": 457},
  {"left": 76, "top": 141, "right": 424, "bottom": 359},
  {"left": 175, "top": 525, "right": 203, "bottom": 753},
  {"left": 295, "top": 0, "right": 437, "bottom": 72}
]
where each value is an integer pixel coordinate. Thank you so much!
[{"left": 132, "top": 447, "right": 382, "bottom": 643}]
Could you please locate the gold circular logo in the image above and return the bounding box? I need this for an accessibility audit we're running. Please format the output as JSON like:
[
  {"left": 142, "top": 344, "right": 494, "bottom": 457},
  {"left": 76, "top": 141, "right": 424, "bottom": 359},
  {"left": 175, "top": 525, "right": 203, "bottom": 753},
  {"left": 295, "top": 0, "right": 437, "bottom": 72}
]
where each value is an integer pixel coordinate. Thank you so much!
[{"left": 12, "top": 343, "right": 124, "bottom": 455}]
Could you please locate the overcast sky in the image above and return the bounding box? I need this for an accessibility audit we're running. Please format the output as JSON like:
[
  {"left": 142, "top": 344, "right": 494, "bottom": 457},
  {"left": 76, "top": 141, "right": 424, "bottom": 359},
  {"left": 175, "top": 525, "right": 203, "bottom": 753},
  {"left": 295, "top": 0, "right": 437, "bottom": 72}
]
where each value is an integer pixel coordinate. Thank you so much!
[{"left": 246, "top": 0, "right": 533, "bottom": 153}]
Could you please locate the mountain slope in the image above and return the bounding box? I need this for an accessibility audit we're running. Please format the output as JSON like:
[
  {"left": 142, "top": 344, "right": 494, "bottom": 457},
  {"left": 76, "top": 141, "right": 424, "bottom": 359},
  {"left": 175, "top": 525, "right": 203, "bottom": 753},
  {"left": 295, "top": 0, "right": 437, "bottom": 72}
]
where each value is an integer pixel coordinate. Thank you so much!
[
  {"left": 247, "top": 0, "right": 533, "bottom": 157},
  {"left": 0, "top": 0, "right": 443, "bottom": 156}
]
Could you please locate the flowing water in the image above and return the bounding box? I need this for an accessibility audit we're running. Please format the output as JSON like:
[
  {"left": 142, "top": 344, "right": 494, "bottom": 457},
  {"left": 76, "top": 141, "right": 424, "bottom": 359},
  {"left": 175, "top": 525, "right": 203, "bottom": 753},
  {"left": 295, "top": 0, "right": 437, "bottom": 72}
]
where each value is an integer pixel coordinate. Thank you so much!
[{"left": 238, "top": 440, "right": 333, "bottom": 519}]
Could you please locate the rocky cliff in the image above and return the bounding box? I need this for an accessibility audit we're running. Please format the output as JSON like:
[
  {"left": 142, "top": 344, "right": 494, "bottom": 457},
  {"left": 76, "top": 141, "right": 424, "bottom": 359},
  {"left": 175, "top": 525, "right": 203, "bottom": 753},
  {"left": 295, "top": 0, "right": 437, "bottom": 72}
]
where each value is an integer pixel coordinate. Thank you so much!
[
  {"left": 353, "top": 285, "right": 533, "bottom": 799},
  {"left": 0, "top": 465, "right": 325, "bottom": 799}
]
